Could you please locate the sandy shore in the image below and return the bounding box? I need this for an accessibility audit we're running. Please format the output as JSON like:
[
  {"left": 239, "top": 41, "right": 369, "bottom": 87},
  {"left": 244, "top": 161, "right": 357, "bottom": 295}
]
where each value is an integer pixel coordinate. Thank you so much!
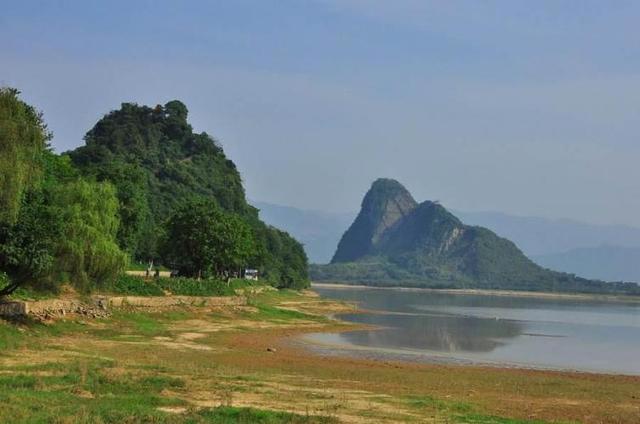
[{"left": 312, "top": 282, "right": 640, "bottom": 302}]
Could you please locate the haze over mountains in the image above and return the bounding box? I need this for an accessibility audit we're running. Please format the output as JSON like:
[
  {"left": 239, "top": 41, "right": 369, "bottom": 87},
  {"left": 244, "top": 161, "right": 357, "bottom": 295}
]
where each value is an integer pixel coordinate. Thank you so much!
[
  {"left": 255, "top": 188, "right": 640, "bottom": 283},
  {"left": 308, "top": 178, "right": 640, "bottom": 293}
]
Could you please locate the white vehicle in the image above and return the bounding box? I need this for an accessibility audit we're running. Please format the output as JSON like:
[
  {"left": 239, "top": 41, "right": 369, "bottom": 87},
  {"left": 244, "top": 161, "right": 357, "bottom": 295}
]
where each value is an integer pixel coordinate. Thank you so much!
[{"left": 244, "top": 269, "right": 259, "bottom": 281}]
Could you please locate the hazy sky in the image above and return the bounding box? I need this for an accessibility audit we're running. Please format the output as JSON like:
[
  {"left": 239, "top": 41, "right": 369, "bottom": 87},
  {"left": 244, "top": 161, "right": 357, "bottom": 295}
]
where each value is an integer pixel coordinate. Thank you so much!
[{"left": 3, "top": 1, "right": 640, "bottom": 226}]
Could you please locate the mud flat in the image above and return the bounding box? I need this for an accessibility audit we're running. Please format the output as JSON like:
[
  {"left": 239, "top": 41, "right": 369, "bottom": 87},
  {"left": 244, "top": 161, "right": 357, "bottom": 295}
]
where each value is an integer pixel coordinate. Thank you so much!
[{"left": 0, "top": 289, "right": 638, "bottom": 423}]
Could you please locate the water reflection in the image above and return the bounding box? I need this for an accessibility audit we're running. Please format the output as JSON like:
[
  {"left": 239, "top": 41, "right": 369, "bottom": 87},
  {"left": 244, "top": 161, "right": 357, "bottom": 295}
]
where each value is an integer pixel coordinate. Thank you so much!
[
  {"left": 338, "top": 312, "right": 522, "bottom": 353},
  {"left": 310, "top": 286, "right": 640, "bottom": 374}
]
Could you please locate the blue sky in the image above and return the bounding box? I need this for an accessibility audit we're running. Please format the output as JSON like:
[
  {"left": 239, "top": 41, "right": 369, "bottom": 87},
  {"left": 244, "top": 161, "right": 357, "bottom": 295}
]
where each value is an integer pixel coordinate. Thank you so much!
[{"left": 3, "top": 1, "right": 640, "bottom": 225}]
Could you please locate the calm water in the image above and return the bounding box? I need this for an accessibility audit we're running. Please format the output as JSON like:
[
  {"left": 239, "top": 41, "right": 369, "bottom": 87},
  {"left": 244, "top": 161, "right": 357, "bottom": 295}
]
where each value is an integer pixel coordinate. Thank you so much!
[{"left": 309, "top": 285, "right": 640, "bottom": 375}]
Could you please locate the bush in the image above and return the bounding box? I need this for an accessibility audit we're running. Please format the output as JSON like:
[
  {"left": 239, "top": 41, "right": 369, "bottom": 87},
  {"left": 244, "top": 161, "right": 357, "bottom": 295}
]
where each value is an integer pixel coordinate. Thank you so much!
[
  {"left": 155, "top": 277, "right": 235, "bottom": 296},
  {"left": 105, "top": 275, "right": 164, "bottom": 296},
  {"left": 103, "top": 274, "right": 251, "bottom": 297}
]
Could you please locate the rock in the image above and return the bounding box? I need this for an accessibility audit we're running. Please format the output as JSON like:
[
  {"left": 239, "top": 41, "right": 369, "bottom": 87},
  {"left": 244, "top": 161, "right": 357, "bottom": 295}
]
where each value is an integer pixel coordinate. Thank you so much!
[{"left": 267, "top": 347, "right": 277, "bottom": 353}]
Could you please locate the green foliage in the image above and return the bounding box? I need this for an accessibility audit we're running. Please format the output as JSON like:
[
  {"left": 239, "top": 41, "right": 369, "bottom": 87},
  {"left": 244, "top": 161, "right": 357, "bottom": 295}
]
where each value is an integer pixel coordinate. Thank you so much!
[
  {"left": 161, "top": 199, "right": 254, "bottom": 278},
  {"left": 105, "top": 274, "right": 239, "bottom": 297},
  {"left": 50, "top": 179, "right": 128, "bottom": 292},
  {"left": 0, "top": 190, "right": 61, "bottom": 295},
  {"left": 252, "top": 222, "right": 310, "bottom": 289},
  {"left": 68, "top": 101, "right": 309, "bottom": 289},
  {"left": 0, "top": 87, "right": 49, "bottom": 225},
  {"left": 82, "top": 160, "right": 153, "bottom": 257},
  {"left": 69, "top": 101, "right": 248, "bottom": 250},
  {"left": 0, "top": 94, "right": 126, "bottom": 296},
  {"left": 155, "top": 277, "right": 236, "bottom": 296},
  {"left": 105, "top": 274, "right": 164, "bottom": 296}
]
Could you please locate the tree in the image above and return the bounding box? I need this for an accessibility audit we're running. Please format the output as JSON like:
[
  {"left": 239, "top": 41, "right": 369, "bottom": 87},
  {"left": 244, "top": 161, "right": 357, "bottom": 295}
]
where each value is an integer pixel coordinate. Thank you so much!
[
  {"left": 67, "top": 100, "right": 309, "bottom": 288},
  {"left": 161, "top": 199, "right": 255, "bottom": 279},
  {"left": 0, "top": 151, "right": 76, "bottom": 296},
  {"left": 50, "top": 180, "right": 128, "bottom": 292},
  {"left": 79, "top": 160, "right": 153, "bottom": 257},
  {"left": 0, "top": 87, "right": 49, "bottom": 224},
  {"left": 0, "top": 189, "right": 61, "bottom": 295}
]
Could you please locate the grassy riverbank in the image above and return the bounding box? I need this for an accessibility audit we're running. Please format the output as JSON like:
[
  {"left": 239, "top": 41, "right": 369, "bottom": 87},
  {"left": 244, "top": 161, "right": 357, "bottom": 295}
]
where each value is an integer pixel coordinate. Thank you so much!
[{"left": 0, "top": 289, "right": 638, "bottom": 423}]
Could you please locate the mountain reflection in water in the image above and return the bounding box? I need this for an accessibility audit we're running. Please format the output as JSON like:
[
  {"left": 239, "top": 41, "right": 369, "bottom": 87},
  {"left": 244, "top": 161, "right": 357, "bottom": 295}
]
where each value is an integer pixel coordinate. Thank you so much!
[
  {"left": 338, "top": 312, "right": 522, "bottom": 353},
  {"left": 309, "top": 285, "right": 640, "bottom": 374}
]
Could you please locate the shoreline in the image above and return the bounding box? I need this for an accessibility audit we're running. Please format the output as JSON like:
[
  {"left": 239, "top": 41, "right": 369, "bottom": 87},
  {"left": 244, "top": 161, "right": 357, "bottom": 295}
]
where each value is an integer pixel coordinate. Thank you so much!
[
  {"left": 312, "top": 281, "right": 640, "bottom": 302},
  {"left": 3, "top": 288, "right": 639, "bottom": 422},
  {"left": 296, "top": 330, "right": 640, "bottom": 377},
  {"left": 303, "top": 283, "right": 640, "bottom": 376}
]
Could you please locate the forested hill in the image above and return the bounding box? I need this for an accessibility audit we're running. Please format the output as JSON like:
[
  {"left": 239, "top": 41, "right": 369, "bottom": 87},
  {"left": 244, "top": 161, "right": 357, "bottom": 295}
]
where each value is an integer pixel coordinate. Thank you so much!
[
  {"left": 311, "top": 178, "right": 640, "bottom": 295},
  {"left": 68, "top": 101, "right": 308, "bottom": 288}
]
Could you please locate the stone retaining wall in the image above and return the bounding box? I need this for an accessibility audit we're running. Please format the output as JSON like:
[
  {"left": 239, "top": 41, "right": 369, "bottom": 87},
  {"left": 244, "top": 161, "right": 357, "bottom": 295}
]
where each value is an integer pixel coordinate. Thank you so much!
[
  {"left": 98, "top": 295, "right": 247, "bottom": 308},
  {"left": 0, "top": 301, "right": 27, "bottom": 316},
  {"left": 0, "top": 295, "right": 246, "bottom": 318}
]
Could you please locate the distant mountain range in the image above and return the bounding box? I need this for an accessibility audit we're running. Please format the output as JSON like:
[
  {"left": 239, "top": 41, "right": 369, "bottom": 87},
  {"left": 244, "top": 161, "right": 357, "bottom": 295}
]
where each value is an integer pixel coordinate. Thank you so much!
[
  {"left": 453, "top": 210, "right": 640, "bottom": 257},
  {"left": 307, "top": 178, "right": 639, "bottom": 294},
  {"left": 254, "top": 195, "right": 640, "bottom": 283},
  {"left": 252, "top": 201, "right": 354, "bottom": 265},
  {"left": 532, "top": 246, "right": 640, "bottom": 283}
]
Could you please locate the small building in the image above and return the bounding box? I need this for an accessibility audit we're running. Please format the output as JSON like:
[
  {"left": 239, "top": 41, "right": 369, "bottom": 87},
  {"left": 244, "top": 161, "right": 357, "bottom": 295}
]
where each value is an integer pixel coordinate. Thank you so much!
[{"left": 244, "top": 269, "right": 259, "bottom": 281}]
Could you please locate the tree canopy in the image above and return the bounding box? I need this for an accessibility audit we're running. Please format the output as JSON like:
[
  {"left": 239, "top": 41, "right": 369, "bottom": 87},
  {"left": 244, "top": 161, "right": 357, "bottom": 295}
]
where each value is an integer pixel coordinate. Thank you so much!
[
  {"left": 1, "top": 93, "right": 309, "bottom": 294},
  {"left": 50, "top": 179, "right": 128, "bottom": 292},
  {"left": 0, "top": 90, "right": 127, "bottom": 296},
  {"left": 68, "top": 100, "right": 309, "bottom": 288},
  {"left": 161, "top": 199, "right": 254, "bottom": 279},
  {"left": 0, "top": 87, "right": 49, "bottom": 224}
]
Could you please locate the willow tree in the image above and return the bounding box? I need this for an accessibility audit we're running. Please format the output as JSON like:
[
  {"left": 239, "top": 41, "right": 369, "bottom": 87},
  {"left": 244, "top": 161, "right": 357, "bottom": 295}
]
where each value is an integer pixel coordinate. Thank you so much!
[
  {"left": 0, "top": 88, "right": 49, "bottom": 224},
  {"left": 51, "top": 180, "right": 128, "bottom": 292}
]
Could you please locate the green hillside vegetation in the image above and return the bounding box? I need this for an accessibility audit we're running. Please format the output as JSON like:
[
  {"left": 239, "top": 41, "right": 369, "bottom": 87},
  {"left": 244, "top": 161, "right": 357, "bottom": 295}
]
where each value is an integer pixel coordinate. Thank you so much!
[
  {"left": 311, "top": 179, "right": 640, "bottom": 295},
  {"left": 0, "top": 88, "right": 308, "bottom": 296},
  {"left": 68, "top": 100, "right": 307, "bottom": 288}
]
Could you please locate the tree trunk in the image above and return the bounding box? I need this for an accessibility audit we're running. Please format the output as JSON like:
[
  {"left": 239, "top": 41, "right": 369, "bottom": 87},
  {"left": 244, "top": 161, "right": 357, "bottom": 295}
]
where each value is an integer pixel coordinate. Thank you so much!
[{"left": 0, "top": 281, "right": 20, "bottom": 297}]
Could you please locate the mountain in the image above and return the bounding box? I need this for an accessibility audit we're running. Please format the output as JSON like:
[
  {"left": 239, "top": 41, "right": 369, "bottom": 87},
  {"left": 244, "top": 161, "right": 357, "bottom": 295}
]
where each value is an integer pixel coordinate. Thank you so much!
[
  {"left": 256, "top": 201, "right": 640, "bottom": 282},
  {"left": 331, "top": 179, "right": 418, "bottom": 263},
  {"left": 310, "top": 178, "right": 640, "bottom": 294},
  {"left": 67, "top": 100, "right": 309, "bottom": 288},
  {"left": 454, "top": 210, "right": 640, "bottom": 257},
  {"left": 533, "top": 245, "right": 640, "bottom": 282},
  {"left": 253, "top": 201, "right": 354, "bottom": 264}
]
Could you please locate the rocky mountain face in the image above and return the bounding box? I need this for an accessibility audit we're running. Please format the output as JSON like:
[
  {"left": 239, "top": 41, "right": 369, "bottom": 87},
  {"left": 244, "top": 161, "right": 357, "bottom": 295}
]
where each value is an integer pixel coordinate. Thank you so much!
[
  {"left": 332, "top": 179, "right": 417, "bottom": 263},
  {"left": 312, "top": 178, "right": 640, "bottom": 294}
]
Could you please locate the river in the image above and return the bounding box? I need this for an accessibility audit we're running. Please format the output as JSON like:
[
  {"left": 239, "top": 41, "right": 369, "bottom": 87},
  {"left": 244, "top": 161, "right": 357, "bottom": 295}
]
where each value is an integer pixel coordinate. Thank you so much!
[{"left": 308, "top": 285, "right": 640, "bottom": 375}]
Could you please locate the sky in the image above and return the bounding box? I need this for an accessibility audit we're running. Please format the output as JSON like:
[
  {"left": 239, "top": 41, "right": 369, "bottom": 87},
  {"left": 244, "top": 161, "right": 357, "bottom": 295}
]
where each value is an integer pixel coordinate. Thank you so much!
[{"left": 3, "top": 0, "right": 640, "bottom": 226}]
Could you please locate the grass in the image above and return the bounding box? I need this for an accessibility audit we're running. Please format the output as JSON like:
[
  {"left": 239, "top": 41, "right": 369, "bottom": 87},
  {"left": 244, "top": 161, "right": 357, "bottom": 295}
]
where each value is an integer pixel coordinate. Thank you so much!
[
  {"left": 0, "top": 320, "right": 25, "bottom": 350},
  {"left": 453, "top": 414, "right": 552, "bottom": 424},
  {"left": 0, "top": 289, "right": 636, "bottom": 423},
  {"left": 404, "top": 396, "right": 553, "bottom": 423},
  {"left": 156, "top": 277, "right": 237, "bottom": 296},
  {"left": 251, "top": 304, "right": 316, "bottom": 322},
  {"left": 405, "top": 395, "right": 473, "bottom": 414},
  {"left": 0, "top": 355, "right": 337, "bottom": 423},
  {"left": 105, "top": 274, "right": 166, "bottom": 296},
  {"left": 0, "top": 359, "right": 186, "bottom": 423},
  {"left": 194, "top": 406, "right": 338, "bottom": 423}
]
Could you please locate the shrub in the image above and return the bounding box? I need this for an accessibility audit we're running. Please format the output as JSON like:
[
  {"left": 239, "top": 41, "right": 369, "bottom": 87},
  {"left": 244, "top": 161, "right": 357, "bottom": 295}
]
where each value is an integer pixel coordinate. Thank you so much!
[
  {"left": 155, "top": 277, "right": 235, "bottom": 296},
  {"left": 105, "top": 275, "right": 164, "bottom": 296}
]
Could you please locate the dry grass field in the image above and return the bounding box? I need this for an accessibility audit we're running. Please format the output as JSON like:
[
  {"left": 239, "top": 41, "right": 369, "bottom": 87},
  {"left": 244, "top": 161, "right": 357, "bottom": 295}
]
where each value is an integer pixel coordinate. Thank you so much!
[{"left": 0, "top": 289, "right": 638, "bottom": 423}]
